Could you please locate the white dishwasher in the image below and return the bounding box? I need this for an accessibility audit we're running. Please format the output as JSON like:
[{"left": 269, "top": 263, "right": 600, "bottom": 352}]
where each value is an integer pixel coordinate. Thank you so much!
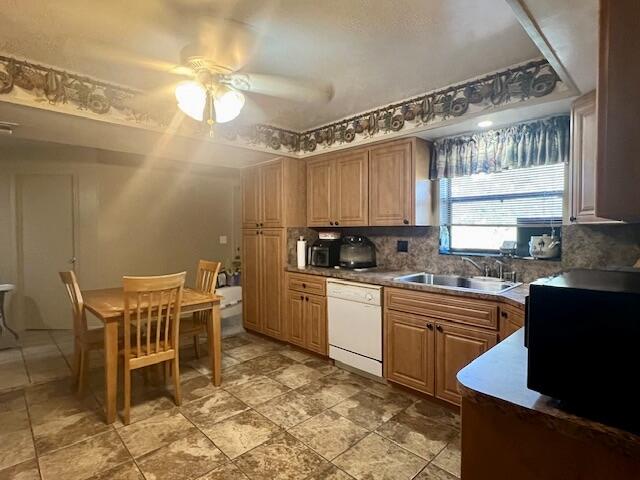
[{"left": 327, "top": 279, "right": 382, "bottom": 377}]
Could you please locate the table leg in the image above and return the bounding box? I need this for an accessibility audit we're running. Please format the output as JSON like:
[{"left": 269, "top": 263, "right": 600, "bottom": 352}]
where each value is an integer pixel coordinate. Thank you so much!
[
  {"left": 104, "top": 321, "right": 118, "bottom": 424},
  {"left": 207, "top": 304, "right": 221, "bottom": 386}
]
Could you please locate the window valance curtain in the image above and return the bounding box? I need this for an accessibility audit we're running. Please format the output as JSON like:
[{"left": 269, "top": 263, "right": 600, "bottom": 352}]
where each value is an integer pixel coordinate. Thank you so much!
[{"left": 430, "top": 115, "right": 570, "bottom": 179}]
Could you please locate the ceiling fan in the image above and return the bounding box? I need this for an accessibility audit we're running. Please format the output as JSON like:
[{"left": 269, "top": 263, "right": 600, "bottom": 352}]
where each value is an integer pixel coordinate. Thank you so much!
[{"left": 161, "top": 18, "right": 334, "bottom": 132}]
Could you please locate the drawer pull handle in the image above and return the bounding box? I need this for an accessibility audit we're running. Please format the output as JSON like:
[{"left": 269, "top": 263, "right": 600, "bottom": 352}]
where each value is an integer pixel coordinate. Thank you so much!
[
  {"left": 500, "top": 311, "right": 508, "bottom": 318},
  {"left": 302, "top": 283, "right": 306, "bottom": 288}
]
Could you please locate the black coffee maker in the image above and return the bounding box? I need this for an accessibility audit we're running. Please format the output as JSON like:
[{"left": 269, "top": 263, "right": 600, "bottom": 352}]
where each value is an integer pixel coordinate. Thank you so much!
[
  {"left": 339, "top": 236, "right": 376, "bottom": 269},
  {"left": 309, "top": 238, "right": 340, "bottom": 267}
]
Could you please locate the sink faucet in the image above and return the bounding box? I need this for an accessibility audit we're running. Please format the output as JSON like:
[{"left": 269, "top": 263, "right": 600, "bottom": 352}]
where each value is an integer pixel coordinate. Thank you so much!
[
  {"left": 461, "top": 257, "right": 489, "bottom": 276},
  {"left": 494, "top": 259, "right": 505, "bottom": 280}
]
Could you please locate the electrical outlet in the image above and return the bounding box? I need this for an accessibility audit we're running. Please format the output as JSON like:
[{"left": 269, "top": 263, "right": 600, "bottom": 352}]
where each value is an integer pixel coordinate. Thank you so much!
[
  {"left": 397, "top": 240, "right": 409, "bottom": 253},
  {"left": 219, "top": 235, "right": 228, "bottom": 245}
]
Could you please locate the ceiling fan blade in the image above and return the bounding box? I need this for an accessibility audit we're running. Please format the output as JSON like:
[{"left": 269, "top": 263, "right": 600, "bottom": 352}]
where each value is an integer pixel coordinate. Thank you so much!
[{"left": 223, "top": 73, "right": 334, "bottom": 103}]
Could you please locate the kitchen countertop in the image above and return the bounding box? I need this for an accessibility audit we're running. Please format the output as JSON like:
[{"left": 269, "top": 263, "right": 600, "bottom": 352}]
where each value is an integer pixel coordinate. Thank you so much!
[
  {"left": 457, "top": 329, "right": 640, "bottom": 460},
  {"left": 286, "top": 266, "right": 529, "bottom": 307}
]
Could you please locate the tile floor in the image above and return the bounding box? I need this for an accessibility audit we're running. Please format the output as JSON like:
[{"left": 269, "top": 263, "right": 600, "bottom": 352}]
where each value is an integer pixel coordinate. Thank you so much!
[{"left": 0, "top": 331, "right": 461, "bottom": 480}]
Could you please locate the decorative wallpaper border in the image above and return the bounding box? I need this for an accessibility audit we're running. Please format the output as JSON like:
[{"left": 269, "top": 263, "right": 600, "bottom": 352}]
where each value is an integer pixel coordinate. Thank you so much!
[{"left": 0, "top": 55, "right": 562, "bottom": 156}]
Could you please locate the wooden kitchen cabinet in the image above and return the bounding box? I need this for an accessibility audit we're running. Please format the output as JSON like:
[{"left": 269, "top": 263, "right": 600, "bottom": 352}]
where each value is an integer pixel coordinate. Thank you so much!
[
  {"left": 570, "top": 92, "right": 617, "bottom": 224},
  {"left": 306, "top": 149, "right": 368, "bottom": 227},
  {"left": 305, "top": 137, "right": 436, "bottom": 227},
  {"left": 499, "top": 304, "right": 525, "bottom": 341},
  {"left": 242, "top": 228, "right": 286, "bottom": 340},
  {"left": 369, "top": 138, "right": 432, "bottom": 226},
  {"left": 384, "top": 286, "right": 498, "bottom": 406},
  {"left": 596, "top": 0, "right": 640, "bottom": 221},
  {"left": 241, "top": 157, "right": 306, "bottom": 228},
  {"left": 285, "top": 273, "right": 328, "bottom": 355},
  {"left": 385, "top": 310, "right": 435, "bottom": 395}
]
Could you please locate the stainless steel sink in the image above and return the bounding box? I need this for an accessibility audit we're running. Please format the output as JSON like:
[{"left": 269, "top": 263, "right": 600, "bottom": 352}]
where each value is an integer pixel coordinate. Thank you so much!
[{"left": 393, "top": 273, "right": 520, "bottom": 294}]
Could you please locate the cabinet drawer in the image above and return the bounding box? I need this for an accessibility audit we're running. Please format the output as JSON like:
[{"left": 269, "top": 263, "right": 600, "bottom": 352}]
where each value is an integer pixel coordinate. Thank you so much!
[
  {"left": 287, "top": 273, "right": 326, "bottom": 296},
  {"left": 385, "top": 287, "right": 498, "bottom": 330}
]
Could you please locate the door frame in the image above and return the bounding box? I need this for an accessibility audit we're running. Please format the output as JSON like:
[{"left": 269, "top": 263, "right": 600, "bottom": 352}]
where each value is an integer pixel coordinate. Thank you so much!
[{"left": 13, "top": 173, "right": 79, "bottom": 330}]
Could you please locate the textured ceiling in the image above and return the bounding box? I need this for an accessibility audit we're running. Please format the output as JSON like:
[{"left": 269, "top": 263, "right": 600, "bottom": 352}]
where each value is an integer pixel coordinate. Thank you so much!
[{"left": 0, "top": 0, "right": 540, "bottom": 131}]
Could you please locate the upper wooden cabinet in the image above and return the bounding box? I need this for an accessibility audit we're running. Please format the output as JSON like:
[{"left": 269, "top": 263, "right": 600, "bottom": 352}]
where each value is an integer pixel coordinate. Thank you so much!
[
  {"left": 242, "top": 157, "right": 306, "bottom": 228},
  {"left": 596, "top": 0, "right": 640, "bottom": 221},
  {"left": 369, "top": 138, "right": 432, "bottom": 225},
  {"left": 570, "top": 92, "right": 617, "bottom": 224},
  {"left": 307, "top": 149, "right": 369, "bottom": 227},
  {"left": 306, "top": 137, "right": 436, "bottom": 227}
]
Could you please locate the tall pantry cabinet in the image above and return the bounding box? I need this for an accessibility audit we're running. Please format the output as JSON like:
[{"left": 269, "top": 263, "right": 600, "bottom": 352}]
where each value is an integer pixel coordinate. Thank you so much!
[{"left": 241, "top": 157, "right": 306, "bottom": 340}]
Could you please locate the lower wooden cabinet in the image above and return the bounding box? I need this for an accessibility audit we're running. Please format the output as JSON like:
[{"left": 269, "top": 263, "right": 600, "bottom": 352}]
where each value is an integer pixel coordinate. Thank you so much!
[
  {"left": 285, "top": 289, "right": 327, "bottom": 355},
  {"left": 385, "top": 311, "right": 435, "bottom": 395},
  {"left": 434, "top": 322, "right": 497, "bottom": 405},
  {"left": 286, "top": 292, "right": 307, "bottom": 348},
  {"left": 242, "top": 228, "right": 285, "bottom": 340},
  {"left": 384, "top": 287, "right": 499, "bottom": 406}
]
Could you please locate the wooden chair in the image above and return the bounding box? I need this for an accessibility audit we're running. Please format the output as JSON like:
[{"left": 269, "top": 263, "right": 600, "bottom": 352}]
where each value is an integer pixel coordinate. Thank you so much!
[
  {"left": 121, "top": 272, "right": 186, "bottom": 425},
  {"left": 180, "top": 260, "right": 221, "bottom": 358},
  {"left": 59, "top": 271, "right": 104, "bottom": 395}
]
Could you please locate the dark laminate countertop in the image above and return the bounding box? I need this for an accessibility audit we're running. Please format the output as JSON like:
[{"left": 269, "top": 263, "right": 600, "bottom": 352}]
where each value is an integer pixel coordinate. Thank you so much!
[
  {"left": 286, "top": 266, "right": 529, "bottom": 307},
  {"left": 457, "top": 329, "right": 640, "bottom": 460}
]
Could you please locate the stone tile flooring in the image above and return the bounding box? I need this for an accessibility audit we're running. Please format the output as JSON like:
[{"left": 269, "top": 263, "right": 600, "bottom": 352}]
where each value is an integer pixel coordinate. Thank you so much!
[{"left": 0, "top": 331, "right": 461, "bottom": 480}]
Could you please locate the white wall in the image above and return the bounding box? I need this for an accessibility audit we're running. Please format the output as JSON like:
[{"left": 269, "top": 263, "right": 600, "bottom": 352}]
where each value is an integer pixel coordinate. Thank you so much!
[{"left": 0, "top": 140, "right": 241, "bottom": 331}]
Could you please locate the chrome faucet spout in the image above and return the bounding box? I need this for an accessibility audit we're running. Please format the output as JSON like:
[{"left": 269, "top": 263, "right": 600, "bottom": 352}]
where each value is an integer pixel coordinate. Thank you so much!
[{"left": 461, "top": 257, "right": 484, "bottom": 274}]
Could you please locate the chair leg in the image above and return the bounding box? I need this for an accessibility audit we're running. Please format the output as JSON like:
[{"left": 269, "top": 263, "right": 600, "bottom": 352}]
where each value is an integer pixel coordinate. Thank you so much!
[
  {"left": 123, "top": 363, "right": 131, "bottom": 426},
  {"left": 193, "top": 335, "right": 200, "bottom": 359},
  {"left": 164, "top": 361, "right": 170, "bottom": 384},
  {"left": 77, "top": 349, "right": 88, "bottom": 396},
  {"left": 72, "top": 340, "right": 81, "bottom": 387},
  {"left": 172, "top": 357, "right": 182, "bottom": 406}
]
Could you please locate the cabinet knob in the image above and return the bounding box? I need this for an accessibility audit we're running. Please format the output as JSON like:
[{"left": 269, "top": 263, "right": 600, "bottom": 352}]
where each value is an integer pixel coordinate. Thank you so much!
[
  {"left": 305, "top": 296, "right": 309, "bottom": 301},
  {"left": 302, "top": 283, "right": 306, "bottom": 288},
  {"left": 335, "top": 221, "right": 339, "bottom": 226},
  {"left": 570, "top": 216, "right": 577, "bottom": 222},
  {"left": 500, "top": 311, "right": 508, "bottom": 318},
  {"left": 300, "top": 295, "right": 304, "bottom": 300},
  {"left": 329, "top": 221, "right": 334, "bottom": 226},
  {"left": 255, "top": 223, "right": 259, "bottom": 227},
  {"left": 403, "top": 219, "right": 409, "bottom": 225},
  {"left": 426, "top": 323, "right": 434, "bottom": 330},
  {"left": 436, "top": 325, "right": 443, "bottom": 332}
]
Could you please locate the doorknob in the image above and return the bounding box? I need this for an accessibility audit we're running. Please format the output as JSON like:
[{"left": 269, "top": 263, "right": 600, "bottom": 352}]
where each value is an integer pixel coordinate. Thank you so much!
[{"left": 69, "top": 257, "right": 77, "bottom": 264}]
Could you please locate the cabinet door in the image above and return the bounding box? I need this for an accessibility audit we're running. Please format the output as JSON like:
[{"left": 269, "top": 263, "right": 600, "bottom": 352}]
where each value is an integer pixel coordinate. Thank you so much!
[
  {"left": 435, "top": 322, "right": 497, "bottom": 405},
  {"left": 242, "top": 167, "right": 260, "bottom": 228},
  {"left": 333, "top": 150, "right": 369, "bottom": 226},
  {"left": 306, "top": 294, "right": 327, "bottom": 355},
  {"left": 571, "top": 92, "right": 615, "bottom": 223},
  {"left": 307, "top": 157, "right": 333, "bottom": 226},
  {"left": 241, "top": 230, "right": 261, "bottom": 332},
  {"left": 369, "top": 140, "right": 413, "bottom": 225},
  {"left": 385, "top": 311, "right": 435, "bottom": 394},
  {"left": 261, "top": 161, "right": 283, "bottom": 227},
  {"left": 499, "top": 305, "right": 525, "bottom": 341},
  {"left": 259, "top": 229, "right": 285, "bottom": 339},
  {"left": 286, "top": 291, "right": 306, "bottom": 348}
]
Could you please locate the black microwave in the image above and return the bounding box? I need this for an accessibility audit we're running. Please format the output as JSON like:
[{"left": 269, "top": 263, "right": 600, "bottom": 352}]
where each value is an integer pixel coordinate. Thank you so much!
[{"left": 526, "top": 269, "right": 640, "bottom": 432}]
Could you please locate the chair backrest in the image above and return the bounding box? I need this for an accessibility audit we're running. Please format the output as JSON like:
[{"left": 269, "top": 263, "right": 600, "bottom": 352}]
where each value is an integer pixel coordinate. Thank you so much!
[
  {"left": 59, "top": 271, "right": 86, "bottom": 338},
  {"left": 195, "top": 260, "right": 222, "bottom": 295},
  {"left": 123, "top": 272, "right": 186, "bottom": 361}
]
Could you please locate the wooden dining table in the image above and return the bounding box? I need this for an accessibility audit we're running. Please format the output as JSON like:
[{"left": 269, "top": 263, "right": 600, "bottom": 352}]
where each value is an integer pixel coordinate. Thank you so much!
[{"left": 82, "top": 286, "right": 222, "bottom": 424}]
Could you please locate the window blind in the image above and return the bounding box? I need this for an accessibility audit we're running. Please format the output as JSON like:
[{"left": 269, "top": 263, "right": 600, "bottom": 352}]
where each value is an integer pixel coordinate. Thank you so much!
[{"left": 439, "top": 163, "right": 565, "bottom": 226}]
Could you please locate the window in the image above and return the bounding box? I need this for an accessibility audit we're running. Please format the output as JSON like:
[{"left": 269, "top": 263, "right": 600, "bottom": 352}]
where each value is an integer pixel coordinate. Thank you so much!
[{"left": 439, "top": 163, "right": 565, "bottom": 254}]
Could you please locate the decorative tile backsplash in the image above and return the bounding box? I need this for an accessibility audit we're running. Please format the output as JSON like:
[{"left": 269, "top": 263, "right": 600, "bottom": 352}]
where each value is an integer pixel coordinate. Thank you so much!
[{"left": 288, "top": 224, "right": 640, "bottom": 283}]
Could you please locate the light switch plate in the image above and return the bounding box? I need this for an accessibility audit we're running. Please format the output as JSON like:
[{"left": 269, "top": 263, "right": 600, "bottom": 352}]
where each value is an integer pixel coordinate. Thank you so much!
[{"left": 219, "top": 235, "right": 227, "bottom": 245}]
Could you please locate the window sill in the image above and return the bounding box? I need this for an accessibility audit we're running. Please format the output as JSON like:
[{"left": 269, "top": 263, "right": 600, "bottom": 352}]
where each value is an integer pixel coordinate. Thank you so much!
[{"left": 439, "top": 249, "right": 561, "bottom": 262}]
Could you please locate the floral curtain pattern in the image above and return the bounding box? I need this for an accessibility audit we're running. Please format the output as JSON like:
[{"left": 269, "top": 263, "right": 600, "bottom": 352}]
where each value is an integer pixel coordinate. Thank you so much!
[{"left": 430, "top": 115, "right": 570, "bottom": 179}]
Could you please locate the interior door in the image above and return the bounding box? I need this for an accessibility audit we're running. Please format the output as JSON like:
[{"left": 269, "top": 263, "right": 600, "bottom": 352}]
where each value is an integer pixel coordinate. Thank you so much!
[
  {"left": 385, "top": 311, "right": 435, "bottom": 394},
  {"left": 306, "top": 294, "right": 327, "bottom": 354},
  {"left": 306, "top": 157, "right": 333, "bottom": 226},
  {"left": 17, "top": 174, "right": 76, "bottom": 329},
  {"left": 242, "top": 167, "right": 260, "bottom": 228},
  {"left": 435, "top": 322, "right": 497, "bottom": 405},
  {"left": 241, "top": 229, "right": 261, "bottom": 332},
  {"left": 259, "top": 228, "right": 284, "bottom": 339},
  {"left": 369, "top": 140, "right": 413, "bottom": 225},
  {"left": 260, "top": 160, "right": 283, "bottom": 227},
  {"left": 333, "top": 149, "right": 369, "bottom": 226}
]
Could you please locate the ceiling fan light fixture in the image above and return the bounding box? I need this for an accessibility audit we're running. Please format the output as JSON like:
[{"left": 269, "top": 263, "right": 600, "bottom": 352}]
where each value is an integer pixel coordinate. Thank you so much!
[
  {"left": 175, "top": 81, "right": 207, "bottom": 121},
  {"left": 213, "top": 86, "right": 245, "bottom": 123}
]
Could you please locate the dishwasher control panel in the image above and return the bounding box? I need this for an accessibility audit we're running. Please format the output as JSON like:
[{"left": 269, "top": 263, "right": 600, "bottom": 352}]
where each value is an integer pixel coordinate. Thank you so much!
[{"left": 326, "top": 279, "right": 382, "bottom": 305}]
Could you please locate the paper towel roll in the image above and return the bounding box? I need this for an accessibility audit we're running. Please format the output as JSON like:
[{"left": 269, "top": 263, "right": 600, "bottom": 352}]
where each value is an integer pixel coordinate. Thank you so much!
[{"left": 297, "top": 237, "right": 307, "bottom": 269}]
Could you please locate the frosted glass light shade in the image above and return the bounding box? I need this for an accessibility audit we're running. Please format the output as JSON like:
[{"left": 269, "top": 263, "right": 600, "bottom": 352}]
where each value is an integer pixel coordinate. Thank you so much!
[
  {"left": 213, "top": 87, "right": 245, "bottom": 123},
  {"left": 175, "top": 81, "right": 207, "bottom": 121}
]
